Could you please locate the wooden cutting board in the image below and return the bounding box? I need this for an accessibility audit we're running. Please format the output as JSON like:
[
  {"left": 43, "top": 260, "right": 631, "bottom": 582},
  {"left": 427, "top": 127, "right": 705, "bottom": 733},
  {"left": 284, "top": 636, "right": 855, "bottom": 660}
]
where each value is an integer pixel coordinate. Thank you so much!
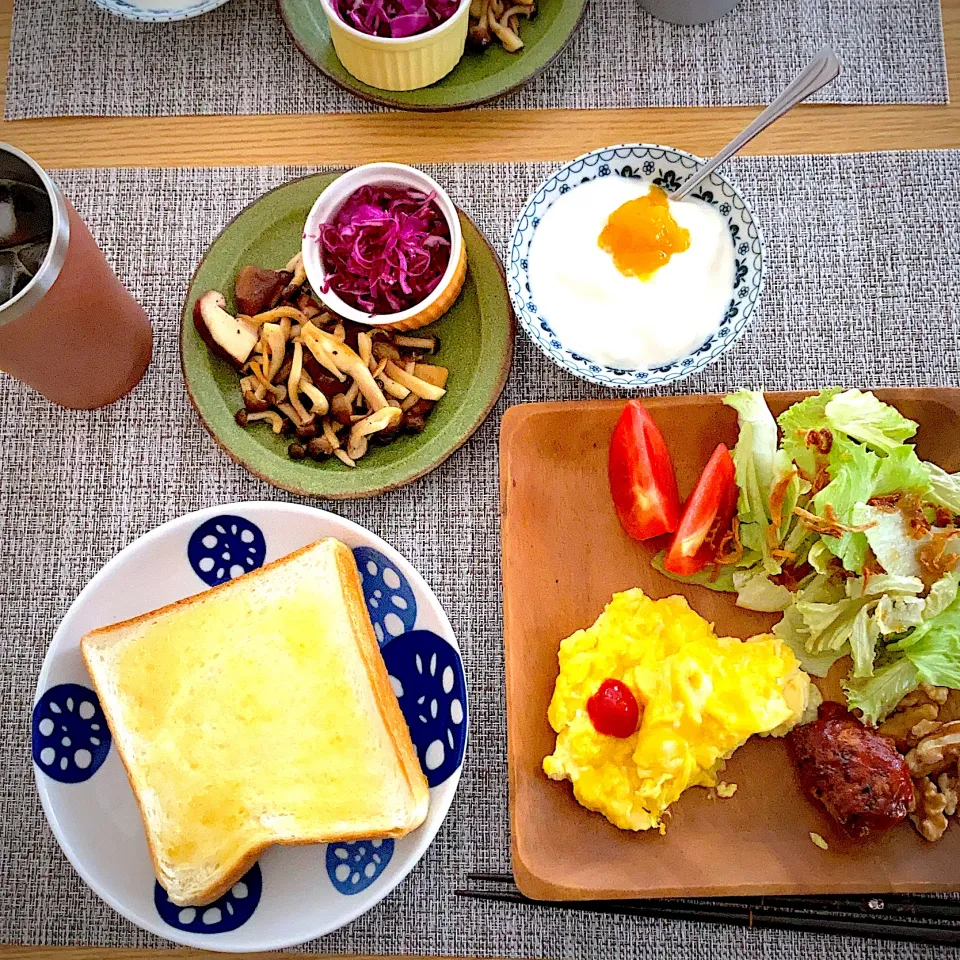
[{"left": 500, "top": 390, "right": 960, "bottom": 903}]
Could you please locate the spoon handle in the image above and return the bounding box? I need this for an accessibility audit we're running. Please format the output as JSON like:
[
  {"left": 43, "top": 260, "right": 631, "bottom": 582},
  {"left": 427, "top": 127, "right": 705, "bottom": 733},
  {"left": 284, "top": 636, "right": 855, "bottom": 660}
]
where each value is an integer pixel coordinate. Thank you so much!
[{"left": 673, "top": 47, "right": 841, "bottom": 201}]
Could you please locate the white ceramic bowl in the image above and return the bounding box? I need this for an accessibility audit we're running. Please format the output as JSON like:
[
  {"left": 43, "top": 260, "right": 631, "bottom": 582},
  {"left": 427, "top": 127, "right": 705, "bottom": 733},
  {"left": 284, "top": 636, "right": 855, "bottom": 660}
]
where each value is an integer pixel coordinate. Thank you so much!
[
  {"left": 32, "top": 502, "right": 467, "bottom": 951},
  {"left": 302, "top": 162, "right": 466, "bottom": 330},
  {"left": 319, "top": 0, "right": 471, "bottom": 91},
  {"left": 90, "top": 0, "right": 231, "bottom": 21},
  {"left": 508, "top": 143, "right": 766, "bottom": 389}
]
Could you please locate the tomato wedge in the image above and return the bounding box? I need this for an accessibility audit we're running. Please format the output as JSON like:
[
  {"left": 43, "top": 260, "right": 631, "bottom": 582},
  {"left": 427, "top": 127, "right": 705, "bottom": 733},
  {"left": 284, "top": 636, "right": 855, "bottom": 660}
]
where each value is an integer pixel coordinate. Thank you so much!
[
  {"left": 608, "top": 400, "right": 681, "bottom": 541},
  {"left": 663, "top": 443, "right": 739, "bottom": 576}
]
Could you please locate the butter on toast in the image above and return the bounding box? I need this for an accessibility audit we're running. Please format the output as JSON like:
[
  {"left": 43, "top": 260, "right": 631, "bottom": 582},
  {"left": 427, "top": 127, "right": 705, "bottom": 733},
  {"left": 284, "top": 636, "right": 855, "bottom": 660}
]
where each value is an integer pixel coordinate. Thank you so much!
[{"left": 81, "top": 538, "right": 429, "bottom": 906}]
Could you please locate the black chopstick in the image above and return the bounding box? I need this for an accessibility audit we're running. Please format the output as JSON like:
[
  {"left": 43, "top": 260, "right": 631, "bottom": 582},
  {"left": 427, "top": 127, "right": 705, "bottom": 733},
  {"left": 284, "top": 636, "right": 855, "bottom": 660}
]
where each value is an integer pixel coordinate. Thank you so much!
[{"left": 457, "top": 875, "right": 960, "bottom": 945}]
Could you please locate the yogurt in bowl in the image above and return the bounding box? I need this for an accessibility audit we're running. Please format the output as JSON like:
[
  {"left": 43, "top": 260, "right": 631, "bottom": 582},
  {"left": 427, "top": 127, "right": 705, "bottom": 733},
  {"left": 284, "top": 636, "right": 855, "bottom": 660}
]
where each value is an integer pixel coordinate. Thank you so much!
[{"left": 509, "top": 144, "right": 765, "bottom": 389}]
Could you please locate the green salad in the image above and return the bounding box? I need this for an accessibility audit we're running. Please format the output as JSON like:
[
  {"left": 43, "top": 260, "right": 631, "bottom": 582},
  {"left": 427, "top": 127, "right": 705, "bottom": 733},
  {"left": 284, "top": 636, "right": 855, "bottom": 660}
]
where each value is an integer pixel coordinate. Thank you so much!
[{"left": 656, "top": 388, "right": 960, "bottom": 725}]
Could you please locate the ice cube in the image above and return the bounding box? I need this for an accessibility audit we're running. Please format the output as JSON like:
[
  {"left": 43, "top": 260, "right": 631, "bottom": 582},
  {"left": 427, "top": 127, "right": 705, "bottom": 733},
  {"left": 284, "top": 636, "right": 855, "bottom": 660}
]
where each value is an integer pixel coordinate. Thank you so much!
[
  {"left": 16, "top": 241, "right": 48, "bottom": 276},
  {"left": 0, "top": 179, "right": 52, "bottom": 249},
  {"left": 0, "top": 250, "right": 24, "bottom": 306}
]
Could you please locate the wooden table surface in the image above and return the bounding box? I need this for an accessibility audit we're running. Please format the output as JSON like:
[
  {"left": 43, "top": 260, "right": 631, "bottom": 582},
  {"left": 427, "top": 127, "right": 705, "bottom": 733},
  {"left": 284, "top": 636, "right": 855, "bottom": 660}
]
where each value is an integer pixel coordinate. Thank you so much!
[
  {"left": 0, "top": 0, "right": 957, "bottom": 167},
  {"left": 0, "top": 0, "right": 955, "bottom": 957}
]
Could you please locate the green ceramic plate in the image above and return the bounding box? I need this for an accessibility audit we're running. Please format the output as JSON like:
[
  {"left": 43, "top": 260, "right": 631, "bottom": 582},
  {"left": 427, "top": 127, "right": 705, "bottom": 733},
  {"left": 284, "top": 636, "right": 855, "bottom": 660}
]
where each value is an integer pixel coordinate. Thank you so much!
[
  {"left": 181, "top": 172, "right": 515, "bottom": 499},
  {"left": 277, "top": 0, "right": 588, "bottom": 111}
]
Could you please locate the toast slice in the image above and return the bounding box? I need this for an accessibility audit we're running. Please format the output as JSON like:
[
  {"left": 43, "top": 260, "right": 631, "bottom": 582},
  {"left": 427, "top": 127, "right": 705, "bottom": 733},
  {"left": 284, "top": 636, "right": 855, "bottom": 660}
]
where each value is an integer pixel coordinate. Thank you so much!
[{"left": 81, "top": 538, "right": 429, "bottom": 907}]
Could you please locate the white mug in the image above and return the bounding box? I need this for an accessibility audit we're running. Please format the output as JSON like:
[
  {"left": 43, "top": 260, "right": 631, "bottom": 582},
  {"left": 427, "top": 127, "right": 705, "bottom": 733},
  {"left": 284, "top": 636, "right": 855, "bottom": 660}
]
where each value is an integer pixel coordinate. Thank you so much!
[{"left": 638, "top": 0, "right": 739, "bottom": 25}]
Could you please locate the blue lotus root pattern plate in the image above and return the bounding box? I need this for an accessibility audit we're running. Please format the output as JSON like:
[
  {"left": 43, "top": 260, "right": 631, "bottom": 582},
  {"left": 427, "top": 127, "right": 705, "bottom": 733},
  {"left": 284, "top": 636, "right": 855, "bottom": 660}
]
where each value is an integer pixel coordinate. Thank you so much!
[
  {"left": 32, "top": 683, "right": 111, "bottom": 783},
  {"left": 155, "top": 863, "right": 263, "bottom": 933},
  {"left": 508, "top": 144, "right": 766, "bottom": 389},
  {"left": 326, "top": 838, "right": 395, "bottom": 895},
  {"left": 188, "top": 515, "right": 266, "bottom": 586},
  {"left": 353, "top": 546, "right": 418, "bottom": 645}
]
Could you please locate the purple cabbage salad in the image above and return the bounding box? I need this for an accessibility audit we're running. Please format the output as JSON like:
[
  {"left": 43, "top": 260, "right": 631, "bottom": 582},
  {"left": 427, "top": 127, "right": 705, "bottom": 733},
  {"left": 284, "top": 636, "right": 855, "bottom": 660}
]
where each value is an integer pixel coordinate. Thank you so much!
[
  {"left": 335, "top": 0, "right": 461, "bottom": 39},
  {"left": 315, "top": 184, "right": 452, "bottom": 316}
]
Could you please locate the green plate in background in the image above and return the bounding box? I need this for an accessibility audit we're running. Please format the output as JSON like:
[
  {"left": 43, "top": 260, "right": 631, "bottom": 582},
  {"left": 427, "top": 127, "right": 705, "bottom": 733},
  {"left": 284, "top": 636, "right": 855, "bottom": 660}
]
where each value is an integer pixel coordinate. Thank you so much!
[
  {"left": 277, "top": 0, "right": 588, "bottom": 111},
  {"left": 181, "top": 172, "right": 515, "bottom": 499}
]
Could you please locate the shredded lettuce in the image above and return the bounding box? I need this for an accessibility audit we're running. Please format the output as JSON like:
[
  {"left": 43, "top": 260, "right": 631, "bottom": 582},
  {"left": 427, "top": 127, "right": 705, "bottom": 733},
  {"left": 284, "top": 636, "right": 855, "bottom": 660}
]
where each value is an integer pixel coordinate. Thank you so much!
[
  {"left": 849, "top": 604, "right": 881, "bottom": 678},
  {"left": 855, "top": 504, "right": 920, "bottom": 578},
  {"left": 844, "top": 657, "right": 920, "bottom": 726},
  {"left": 774, "top": 604, "right": 848, "bottom": 677},
  {"left": 824, "top": 389, "right": 919, "bottom": 455},
  {"left": 733, "top": 572, "right": 794, "bottom": 612},
  {"left": 776, "top": 387, "right": 841, "bottom": 478},
  {"left": 923, "top": 571, "right": 960, "bottom": 621},
  {"left": 813, "top": 441, "right": 878, "bottom": 572},
  {"left": 724, "top": 391, "right": 794, "bottom": 574},
  {"left": 650, "top": 551, "right": 737, "bottom": 592},
  {"left": 706, "top": 387, "right": 960, "bottom": 714},
  {"left": 926, "top": 463, "right": 960, "bottom": 514},
  {"left": 875, "top": 595, "right": 925, "bottom": 636},
  {"left": 871, "top": 446, "right": 930, "bottom": 499}
]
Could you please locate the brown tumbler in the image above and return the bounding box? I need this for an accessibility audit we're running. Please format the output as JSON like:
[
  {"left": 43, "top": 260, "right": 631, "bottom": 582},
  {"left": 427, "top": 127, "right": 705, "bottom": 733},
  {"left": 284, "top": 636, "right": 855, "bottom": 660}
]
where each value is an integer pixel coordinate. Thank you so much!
[{"left": 0, "top": 143, "right": 152, "bottom": 409}]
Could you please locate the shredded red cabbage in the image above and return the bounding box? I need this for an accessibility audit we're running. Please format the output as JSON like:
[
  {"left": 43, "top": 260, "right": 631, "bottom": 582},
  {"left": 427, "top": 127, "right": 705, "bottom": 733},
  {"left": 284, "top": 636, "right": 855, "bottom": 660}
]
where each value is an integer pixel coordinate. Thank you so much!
[
  {"left": 336, "top": 0, "right": 460, "bottom": 38},
  {"left": 314, "top": 184, "right": 452, "bottom": 316}
]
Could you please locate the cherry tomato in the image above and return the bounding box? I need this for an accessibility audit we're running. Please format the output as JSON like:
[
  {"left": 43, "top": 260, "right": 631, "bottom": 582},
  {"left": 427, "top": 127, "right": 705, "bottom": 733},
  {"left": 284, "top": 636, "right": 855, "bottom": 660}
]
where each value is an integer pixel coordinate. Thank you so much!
[
  {"left": 608, "top": 400, "right": 681, "bottom": 541},
  {"left": 587, "top": 679, "right": 641, "bottom": 738},
  {"left": 663, "top": 443, "right": 739, "bottom": 576}
]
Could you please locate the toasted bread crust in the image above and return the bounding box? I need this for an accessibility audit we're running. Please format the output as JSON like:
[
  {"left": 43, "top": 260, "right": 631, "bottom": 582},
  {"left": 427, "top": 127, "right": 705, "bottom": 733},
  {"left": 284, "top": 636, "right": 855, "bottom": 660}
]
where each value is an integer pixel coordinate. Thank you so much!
[{"left": 80, "top": 537, "right": 429, "bottom": 907}]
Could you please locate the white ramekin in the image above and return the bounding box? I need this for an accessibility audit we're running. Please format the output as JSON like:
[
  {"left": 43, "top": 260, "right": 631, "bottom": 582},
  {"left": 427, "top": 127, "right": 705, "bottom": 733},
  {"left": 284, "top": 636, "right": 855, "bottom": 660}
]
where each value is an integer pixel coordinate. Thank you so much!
[
  {"left": 302, "top": 162, "right": 466, "bottom": 332},
  {"left": 319, "top": 0, "right": 471, "bottom": 91}
]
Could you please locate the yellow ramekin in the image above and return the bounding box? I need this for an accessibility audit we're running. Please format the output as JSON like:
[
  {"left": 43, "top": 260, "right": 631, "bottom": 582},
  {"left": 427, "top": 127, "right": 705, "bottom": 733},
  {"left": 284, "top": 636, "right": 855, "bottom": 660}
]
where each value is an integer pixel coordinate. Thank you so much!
[{"left": 319, "top": 0, "right": 470, "bottom": 92}]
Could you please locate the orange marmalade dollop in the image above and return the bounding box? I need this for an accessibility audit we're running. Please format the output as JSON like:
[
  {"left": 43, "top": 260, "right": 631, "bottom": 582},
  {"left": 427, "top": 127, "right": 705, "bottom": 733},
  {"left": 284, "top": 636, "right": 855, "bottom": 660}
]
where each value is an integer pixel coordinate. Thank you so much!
[{"left": 598, "top": 185, "right": 691, "bottom": 280}]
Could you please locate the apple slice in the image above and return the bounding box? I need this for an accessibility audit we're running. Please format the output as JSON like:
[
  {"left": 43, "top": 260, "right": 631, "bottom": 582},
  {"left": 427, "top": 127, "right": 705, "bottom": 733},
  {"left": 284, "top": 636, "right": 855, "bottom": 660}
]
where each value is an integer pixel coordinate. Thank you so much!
[{"left": 193, "top": 290, "right": 258, "bottom": 368}]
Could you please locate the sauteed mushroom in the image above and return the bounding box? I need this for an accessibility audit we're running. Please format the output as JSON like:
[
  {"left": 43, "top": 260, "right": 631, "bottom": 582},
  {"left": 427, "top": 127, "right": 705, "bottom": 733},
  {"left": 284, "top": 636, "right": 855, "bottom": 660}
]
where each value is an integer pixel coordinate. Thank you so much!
[{"left": 196, "top": 265, "right": 450, "bottom": 468}]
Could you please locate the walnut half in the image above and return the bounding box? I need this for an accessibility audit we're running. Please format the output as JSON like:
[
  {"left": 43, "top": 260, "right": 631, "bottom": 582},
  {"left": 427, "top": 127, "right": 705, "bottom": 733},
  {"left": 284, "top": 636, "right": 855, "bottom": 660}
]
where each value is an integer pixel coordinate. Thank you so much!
[
  {"left": 910, "top": 776, "right": 951, "bottom": 842},
  {"left": 905, "top": 720, "right": 960, "bottom": 777}
]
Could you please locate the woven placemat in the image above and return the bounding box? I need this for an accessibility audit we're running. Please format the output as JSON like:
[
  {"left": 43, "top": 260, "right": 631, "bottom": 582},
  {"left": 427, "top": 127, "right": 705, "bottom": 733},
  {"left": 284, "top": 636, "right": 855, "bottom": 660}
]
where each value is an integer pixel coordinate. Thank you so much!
[
  {"left": 0, "top": 152, "right": 958, "bottom": 958},
  {"left": 4, "top": 0, "right": 948, "bottom": 119}
]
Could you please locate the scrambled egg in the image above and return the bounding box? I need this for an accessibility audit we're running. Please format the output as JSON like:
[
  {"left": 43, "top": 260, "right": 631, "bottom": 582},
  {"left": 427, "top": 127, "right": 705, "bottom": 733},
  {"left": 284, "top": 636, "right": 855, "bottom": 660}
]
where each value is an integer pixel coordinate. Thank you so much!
[{"left": 543, "top": 589, "right": 817, "bottom": 832}]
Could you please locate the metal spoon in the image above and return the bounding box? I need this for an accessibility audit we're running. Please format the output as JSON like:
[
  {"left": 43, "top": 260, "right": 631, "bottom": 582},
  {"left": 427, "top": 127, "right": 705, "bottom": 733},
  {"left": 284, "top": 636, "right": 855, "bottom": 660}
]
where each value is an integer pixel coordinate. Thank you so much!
[{"left": 673, "top": 47, "right": 841, "bottom": 201}]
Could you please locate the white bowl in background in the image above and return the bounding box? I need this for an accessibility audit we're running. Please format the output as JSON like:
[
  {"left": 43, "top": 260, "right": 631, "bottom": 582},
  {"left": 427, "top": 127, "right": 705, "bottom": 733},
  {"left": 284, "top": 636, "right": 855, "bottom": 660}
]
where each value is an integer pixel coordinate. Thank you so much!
[
  {"left": 90, "top": 0, "right": 231, "bottom": 21},
  {"left": 302, "top": 162, "right": 466, "bottom": 331}
]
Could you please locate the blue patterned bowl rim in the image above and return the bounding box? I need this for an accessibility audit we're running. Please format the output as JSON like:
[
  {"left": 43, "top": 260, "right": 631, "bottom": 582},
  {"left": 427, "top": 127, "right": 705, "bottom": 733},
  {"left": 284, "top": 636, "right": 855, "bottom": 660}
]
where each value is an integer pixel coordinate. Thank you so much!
[
  {"left": 508, "top": 143, "right": 767, "bottom": 389},
  {"left": 89, "top": 0, "right": 231, "bottom": 22}
]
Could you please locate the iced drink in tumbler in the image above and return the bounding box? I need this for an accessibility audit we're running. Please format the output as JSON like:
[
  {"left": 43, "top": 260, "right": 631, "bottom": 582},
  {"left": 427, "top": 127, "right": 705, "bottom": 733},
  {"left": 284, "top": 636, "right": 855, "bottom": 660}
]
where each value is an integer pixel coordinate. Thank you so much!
[{"left": 0, "top": 143, "right": 151, "bottom": 408}]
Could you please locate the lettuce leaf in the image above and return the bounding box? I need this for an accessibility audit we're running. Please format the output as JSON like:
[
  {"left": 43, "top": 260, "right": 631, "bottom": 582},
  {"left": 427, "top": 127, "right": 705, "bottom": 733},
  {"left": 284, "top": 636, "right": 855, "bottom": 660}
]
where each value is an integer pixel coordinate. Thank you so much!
[
  {"left": 650, "top": 550, "right": 738, "bottom": 593},
  {"left": 894, "top": 595, "right": 960, "bottom": 688},
  {"left": 796, "top": 596, "right": 873, "bottom": 653},
  {"left": 871, "top": 446, "right": 930, "bottom": 499},
  {"left": 773, "top": 604, "right": 848, "bottom": 677},
  {"left": 724, "top": 391, "right": 794, "bottom": 574},
  {"left": 875, "top": 595, "right": 925, "bottom": 636},
  {"left": 926, "top": 463, "right": 960, "bottom": 514},
  {"left": 825, "top": 389, "right": 919, "bottom": 456},
  {"left": 855, "top": 504, "right": 921, "bottom": 578},
  {"left": 923, "top": 571, "right": 960, "bottom": 621},
  {"left": 844, "top": 657, "right": 920, "bottom": 726},
  {"left": 849, "top": 603, "right": 881, "bottom": 678},
  {"left": 813, "top": 441, "right": 879, "bottom": 572},
  {"left": 733, "top": 572, "right": 795, "bottom": 612},
  {"left": 776, "top": 388, "right": 841, "bottom": 478}
]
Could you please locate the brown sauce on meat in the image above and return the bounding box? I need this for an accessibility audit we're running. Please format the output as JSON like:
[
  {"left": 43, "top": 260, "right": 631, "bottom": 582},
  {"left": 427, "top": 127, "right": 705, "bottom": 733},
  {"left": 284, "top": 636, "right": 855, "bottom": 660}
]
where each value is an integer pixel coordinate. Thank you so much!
[{"left": 787, "top": 701, "right": 915, "bottom": 839}]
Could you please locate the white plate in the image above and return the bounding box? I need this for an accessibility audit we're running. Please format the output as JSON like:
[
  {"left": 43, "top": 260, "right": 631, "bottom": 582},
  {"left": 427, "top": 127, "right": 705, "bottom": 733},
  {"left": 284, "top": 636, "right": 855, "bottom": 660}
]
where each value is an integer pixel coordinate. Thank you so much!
[{"left": 31, "top": 502, "right": 467, "bottom": 952}]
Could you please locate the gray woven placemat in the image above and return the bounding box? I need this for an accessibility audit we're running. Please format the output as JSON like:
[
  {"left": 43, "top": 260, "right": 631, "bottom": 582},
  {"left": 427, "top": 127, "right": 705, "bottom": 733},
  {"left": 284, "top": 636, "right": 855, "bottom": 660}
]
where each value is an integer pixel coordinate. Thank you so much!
[
  {"left": 1, "top": 152, "right": 959, "bottom": 958},
  {"left": 4, "top": 0, "right": 948, "bottom": 119}
]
